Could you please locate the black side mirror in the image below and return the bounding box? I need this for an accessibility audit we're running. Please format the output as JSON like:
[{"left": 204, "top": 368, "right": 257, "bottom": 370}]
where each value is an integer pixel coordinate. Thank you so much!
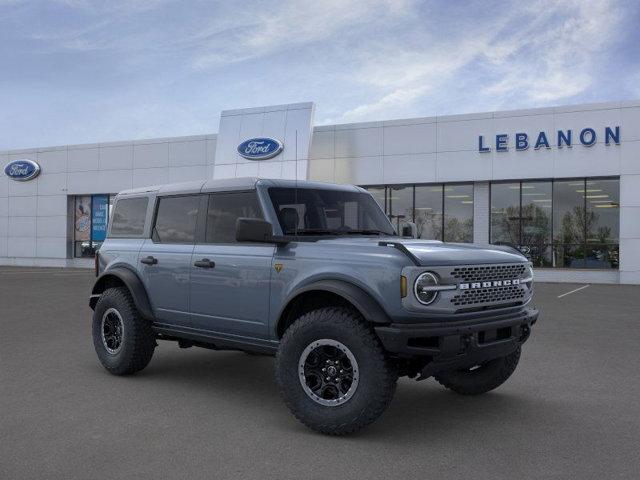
[{"left": 236, "top": 218, "right": 275, "bottom": 243}]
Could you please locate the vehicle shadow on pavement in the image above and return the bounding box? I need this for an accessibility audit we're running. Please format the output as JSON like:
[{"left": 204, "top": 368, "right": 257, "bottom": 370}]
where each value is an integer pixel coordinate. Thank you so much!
[{"left": 106, "top": 346, "right": 561, "bottom": 440}]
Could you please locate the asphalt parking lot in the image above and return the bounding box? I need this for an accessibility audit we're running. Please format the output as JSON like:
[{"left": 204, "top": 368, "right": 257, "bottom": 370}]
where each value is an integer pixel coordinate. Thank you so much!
[{"left": 1, "top": 268, "right": 639, "bottom": 479}]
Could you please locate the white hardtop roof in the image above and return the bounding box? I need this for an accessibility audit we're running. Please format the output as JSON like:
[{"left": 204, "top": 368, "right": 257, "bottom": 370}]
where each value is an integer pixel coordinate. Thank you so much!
[{"left": 116, "top": 177, "right": 363, "bottom": 197}]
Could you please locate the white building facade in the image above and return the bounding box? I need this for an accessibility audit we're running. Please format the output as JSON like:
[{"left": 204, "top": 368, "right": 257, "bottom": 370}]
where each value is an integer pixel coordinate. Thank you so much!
[{"left": 1, "top": 100, "right": 639, "bottom": 284}]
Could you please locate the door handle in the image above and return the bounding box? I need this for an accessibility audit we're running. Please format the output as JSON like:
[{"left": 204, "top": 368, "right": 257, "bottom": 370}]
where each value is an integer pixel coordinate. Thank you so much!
[
  {"left": 140, "top": 256, "right": 158, "bottom": 265},
  {"left": 194, "top": 258, "right": 215, "bottom": 268}
]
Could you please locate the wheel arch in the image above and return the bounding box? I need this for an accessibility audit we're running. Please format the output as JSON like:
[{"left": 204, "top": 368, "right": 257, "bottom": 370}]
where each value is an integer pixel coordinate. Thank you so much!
[
  {"left": 276, "top": 280, "right": 390, "bottom": 338},
  {"left": 90, "top": 267, "right": 154, "bottom": 321}
]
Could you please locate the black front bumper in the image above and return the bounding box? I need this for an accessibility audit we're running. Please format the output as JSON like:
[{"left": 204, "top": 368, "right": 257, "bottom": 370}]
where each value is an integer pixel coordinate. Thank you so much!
[{"left": 375, "top": 307, "right": 538, "bottom": 376}]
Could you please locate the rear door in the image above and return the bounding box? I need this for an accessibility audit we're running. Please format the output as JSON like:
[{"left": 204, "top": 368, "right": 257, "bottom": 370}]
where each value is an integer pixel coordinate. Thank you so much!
[
  {"left": 138, "top": 194, "right": 202, "bottom": 326},
  {"left": 189, "top": 191, "right": 275, "bottom": 338}
]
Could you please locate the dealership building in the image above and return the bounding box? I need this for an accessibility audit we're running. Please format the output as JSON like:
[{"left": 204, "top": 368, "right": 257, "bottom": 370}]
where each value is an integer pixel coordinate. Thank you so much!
[{"left": 1, "top": 100, "right": 639, "bottom": 284}]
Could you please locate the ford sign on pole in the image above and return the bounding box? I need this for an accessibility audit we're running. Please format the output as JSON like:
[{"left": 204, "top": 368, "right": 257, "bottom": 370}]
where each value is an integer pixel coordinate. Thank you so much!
[
  {"left": 4, "top": 159, "right": 41, "bottom": 181},
  {"left": 237, "top": 138, "right": 283, "bottom": 160}
]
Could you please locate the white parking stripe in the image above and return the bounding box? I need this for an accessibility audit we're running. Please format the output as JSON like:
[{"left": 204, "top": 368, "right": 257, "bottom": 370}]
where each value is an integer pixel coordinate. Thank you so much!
[{"left": 557, "top": 284, "right": 590, "bottom": 298}]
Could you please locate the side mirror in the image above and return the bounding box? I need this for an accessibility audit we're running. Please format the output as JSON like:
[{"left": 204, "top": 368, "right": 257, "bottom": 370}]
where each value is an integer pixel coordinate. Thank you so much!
[
  {"left": 236, "top": 218, "right": 274, "bottom": 243},
  {"left": 401, "top": 221, "right": 417, "bottom": 238}
]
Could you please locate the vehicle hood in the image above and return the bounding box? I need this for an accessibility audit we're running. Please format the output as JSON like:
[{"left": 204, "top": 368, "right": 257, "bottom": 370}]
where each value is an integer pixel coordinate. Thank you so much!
[{"left": 315, "top": 237, "right": 527, "bottom": 266}]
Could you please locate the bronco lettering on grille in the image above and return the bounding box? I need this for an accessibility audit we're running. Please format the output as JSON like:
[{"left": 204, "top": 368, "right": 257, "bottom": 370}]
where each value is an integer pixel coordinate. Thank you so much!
[{"left": 459, "top": 279, "right": 520, "bottom": 290}]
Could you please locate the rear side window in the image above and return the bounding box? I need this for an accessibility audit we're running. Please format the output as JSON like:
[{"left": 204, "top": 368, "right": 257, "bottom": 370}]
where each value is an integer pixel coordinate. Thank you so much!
[
  {"left": 206, "top": 192, "right": 262, "bottom": 243},
  {"left": 153, "top": 195, "right": 200, "bottom": 244},
  {"left": 110, "top": 197, "right": 148, "bottom": 236}
]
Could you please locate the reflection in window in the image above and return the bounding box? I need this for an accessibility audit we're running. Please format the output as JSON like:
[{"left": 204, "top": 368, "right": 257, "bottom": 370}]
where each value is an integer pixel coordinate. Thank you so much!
[
  {"left": 490, "top": 183, "right": 520, "bottom": 246},
  {"left": 553, "top": 180, "right": 586, "bottom": 268},
  {"left": 206, "top": 192, "right": 263, "bottom": 243},
  {"left": 366, "top": 187, "right": 386, "bottom": 213},
  {"left": 490, "top": 178, "right": 619, "bottom": 269},
  {"left": 585, "top": 178, "right": 619, "bottom": 269},
  {"left": 388, "top": 186, "right": 413, "bottom": 233},
  {"left": 153, "top": 195, "right": 200, "bottom": 244},
  {"left": 444, "top": 184, "right": 473, "bottom": 243},
  {"left": 414, "top": 185, "right": 442, "bottom": 240},
  {"left": 521, "top": 181, "right": 552, "bottom": 267},
  {"left": 364, "top": 183, "right": 473, "bottom": 242}
]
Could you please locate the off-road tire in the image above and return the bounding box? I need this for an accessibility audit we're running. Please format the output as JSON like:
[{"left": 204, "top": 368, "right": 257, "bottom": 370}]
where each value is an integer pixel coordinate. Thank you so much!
[
  {"left": 92, "top": 287, "right": 156, "bottom": 375},
  {"left": 434, "top": 347, "right": 521, "bottom": 395},
  {"left": 276, "top": 307, "right": 397, "bottom": 435}
]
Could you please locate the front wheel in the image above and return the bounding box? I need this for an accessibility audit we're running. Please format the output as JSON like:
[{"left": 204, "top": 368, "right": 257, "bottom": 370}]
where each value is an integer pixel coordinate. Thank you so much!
[
  {"left": 434, "top": 347, "right": 521, "bottom": 395},
  {"left": 276, "top": 307, "right": 397, "bottom": 435}
]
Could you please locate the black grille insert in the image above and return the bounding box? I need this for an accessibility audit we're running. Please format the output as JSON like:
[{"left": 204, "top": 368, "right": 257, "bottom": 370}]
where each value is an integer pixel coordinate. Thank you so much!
[
  {"left": 451, "top": 264, "right": 526, "bottom": 283},
  {"left": 451, "top": 285, "right": 525, "bottom": 307}
]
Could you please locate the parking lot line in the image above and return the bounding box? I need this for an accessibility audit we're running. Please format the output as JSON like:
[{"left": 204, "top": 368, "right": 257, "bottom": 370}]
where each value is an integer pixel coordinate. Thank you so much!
[{"left": 557, "top": 284, "right": 590, "bottom": 298}]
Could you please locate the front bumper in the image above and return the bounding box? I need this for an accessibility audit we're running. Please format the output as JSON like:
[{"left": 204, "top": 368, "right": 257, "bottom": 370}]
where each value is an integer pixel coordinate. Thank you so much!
[{"left": 375, "top": 307, "right": 538, "bottom": 377}]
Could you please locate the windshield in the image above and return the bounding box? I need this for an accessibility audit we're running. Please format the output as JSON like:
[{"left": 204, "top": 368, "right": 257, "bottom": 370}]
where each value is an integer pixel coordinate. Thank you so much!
[{"left": 268, "top": 187, "right": 396, "bottom": 236}]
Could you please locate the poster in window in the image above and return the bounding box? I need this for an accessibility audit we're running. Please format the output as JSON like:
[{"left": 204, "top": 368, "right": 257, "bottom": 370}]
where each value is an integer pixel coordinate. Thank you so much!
[
  {"left": 91, "top": 195, "right": 109, "bottom": 242},
  {"left": 75, "top": 196, "right": 91, "bottom": 241}
]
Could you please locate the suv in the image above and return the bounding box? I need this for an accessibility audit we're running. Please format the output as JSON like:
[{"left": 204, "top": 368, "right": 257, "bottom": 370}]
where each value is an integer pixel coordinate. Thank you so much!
[{"left": 90, "top": 178, "right": 538, "bottom": 435}]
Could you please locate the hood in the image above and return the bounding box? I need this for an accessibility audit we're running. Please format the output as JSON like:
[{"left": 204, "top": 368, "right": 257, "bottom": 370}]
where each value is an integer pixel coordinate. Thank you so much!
[
  {"left": 395, "top": 239, "right": 526, "bottom": 266},
  {"left": 316, "top": 237, "right": 527, "bottom": 266}
]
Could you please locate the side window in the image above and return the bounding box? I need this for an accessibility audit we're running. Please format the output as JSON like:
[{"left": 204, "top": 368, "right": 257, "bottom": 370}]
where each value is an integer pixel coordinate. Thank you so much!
[
  {"left": 153, "top": 195, "right": 200, "bottom": 244},
  {"left": 110, "top": 197, "right": 148, "bottom": 236},
  {"left": 206, "top": 192, "right": 262, "bottom": 243}
]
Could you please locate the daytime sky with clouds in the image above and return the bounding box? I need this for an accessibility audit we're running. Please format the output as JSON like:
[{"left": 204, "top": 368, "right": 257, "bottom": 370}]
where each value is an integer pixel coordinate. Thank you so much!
[{"left": 1, "top": 0, "right": 639, "bottom": 150}]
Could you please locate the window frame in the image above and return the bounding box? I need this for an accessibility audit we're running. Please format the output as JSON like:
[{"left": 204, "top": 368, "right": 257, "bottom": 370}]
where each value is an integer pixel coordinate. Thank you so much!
[
  {"left": 200, "top": 189, "right": 265, "bottom": 245},
  {"left": 150, "top": 193, "right": 205, "bottom": 245}
]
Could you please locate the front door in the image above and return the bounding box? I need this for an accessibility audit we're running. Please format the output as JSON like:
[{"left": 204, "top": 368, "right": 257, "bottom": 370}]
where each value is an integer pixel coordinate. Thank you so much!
[
  {"left": 138, "top": 194, "right": 201, "bottom": 326},
  {"left": 189, "top": 191, "right": 274, "bottom": 339}
]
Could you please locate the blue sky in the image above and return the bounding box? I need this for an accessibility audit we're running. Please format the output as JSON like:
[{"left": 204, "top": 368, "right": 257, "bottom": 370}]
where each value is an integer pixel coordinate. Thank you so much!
[{"left": 1, "top": 0, "right": 639, "bottom": 150}]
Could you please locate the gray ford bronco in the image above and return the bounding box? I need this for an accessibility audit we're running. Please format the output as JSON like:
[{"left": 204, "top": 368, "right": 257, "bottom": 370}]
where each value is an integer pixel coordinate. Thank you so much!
[{"left": 90, "top": 178, "right": 538, "bottom": 435}]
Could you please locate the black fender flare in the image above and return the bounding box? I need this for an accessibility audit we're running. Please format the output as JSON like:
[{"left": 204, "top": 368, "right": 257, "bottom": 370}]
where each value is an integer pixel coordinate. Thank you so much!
[
  {"left": 277, "top": 279, "right": 390, "bottom": 332},
  {"left": 89, "top": 267, "right": 154, "bottom": 321}
]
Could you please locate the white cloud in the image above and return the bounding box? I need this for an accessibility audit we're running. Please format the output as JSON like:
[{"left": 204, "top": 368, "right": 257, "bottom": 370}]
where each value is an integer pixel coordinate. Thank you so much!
[
  {"left": 191, "top": 0, "right": 414, "bottom": 69},
  {"left": 334, "top": 0, "right": 625, "bottom": 122}
]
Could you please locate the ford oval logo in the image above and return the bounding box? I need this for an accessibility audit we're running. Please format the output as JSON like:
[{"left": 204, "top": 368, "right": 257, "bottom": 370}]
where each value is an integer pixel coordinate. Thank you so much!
[
  {"left": 237, "top": 137, "right": 283, "bottom": 160},
  {"left": 4, "top": 159, "right": 41, "bottom": 181}
]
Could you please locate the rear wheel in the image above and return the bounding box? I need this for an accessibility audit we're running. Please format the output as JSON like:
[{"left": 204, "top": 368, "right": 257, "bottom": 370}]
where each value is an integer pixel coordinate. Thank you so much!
[
  {"left": 276, "top": 307, "right": 397, "bottom": 435},
  {"left": 434, "top": 347, "right": 521, "bottom": 395},
  {"left": 92, "top": 287, "right": 156, "bottom": 375}
]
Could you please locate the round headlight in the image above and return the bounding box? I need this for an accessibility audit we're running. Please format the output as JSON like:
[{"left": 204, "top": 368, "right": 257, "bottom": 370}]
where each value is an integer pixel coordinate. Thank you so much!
[{"left": 414, "top": 272, "right": 439, "bottom": 305}]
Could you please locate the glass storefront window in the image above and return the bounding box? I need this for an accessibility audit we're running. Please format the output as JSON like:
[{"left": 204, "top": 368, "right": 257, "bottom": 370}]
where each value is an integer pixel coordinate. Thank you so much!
[
  {"left": 521, "top": 181, "right": 552, "bottom": 267},
  {"left": 585, "top": 178, "right": 619, "bottom": 269},
  {"left": 490, "top": 178, "right": 620, "bottom": 269},
  {"left": 74, "top": 194, "right": 115, "bottom": 258},
  {"left": 414, "top": 185, "right": 442, "bottom": 240},
  {"left": 366, "top": 186, "right": 386, "bottom": 213},
  {"left": 363, "top": 183, "right": 474, "bottom": 242},
  {"left": 444, "top": 184, "right": 473, "bottom": 243},
  {"left": 388, "top": 185, "right": 413, "bottom": 233},
  {"left": 490, "top": 183, "right": 520, "bottom": 246}
]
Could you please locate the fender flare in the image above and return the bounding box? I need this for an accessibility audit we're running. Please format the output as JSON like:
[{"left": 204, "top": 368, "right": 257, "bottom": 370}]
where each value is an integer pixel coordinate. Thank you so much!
[
  {"left": 90, "top": 267, "right": 154, "bottom": 321},
  {"left": 277, "top": 279, "right": 390, "bottom": 330}
]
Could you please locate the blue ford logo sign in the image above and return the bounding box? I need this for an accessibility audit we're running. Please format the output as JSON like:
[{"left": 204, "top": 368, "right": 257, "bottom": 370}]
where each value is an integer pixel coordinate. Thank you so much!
[
  {"left": 237, "top": 137, "right": 283, "bottom": 160},
  {"left": 4, "top": 159, "right": 41, "bottom": 181}
]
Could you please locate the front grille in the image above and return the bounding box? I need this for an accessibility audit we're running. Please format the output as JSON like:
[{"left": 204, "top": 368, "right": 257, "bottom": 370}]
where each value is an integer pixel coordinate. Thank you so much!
[
  {"left": 450, "top": 264, "right": 526, "bottom": 283},
  {"left": 451, "top": 285, "right": 525, "bottom": 307}
]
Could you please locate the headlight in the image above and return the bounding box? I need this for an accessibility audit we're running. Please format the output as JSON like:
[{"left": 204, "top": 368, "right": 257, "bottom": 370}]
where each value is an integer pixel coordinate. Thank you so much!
[
  {"left": 524, "top": 264, "right": 534, "bottom": 289},
  {"left": 414, "top": 272, "right": 439, "bottom": 305}
]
